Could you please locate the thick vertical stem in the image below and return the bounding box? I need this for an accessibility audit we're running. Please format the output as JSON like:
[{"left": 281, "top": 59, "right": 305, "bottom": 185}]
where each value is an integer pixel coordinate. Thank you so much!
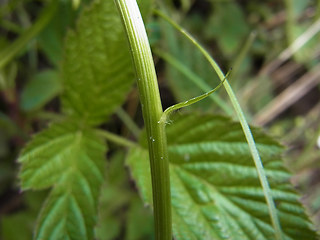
[{"left": 115, "top": 1, "right": 172, "bottom": 240}]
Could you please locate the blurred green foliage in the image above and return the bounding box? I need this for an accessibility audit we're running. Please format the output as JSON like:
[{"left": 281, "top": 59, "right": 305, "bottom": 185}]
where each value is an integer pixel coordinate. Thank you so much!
[{"left": 0, "top": 0, "right": 319, "bottom": 239}]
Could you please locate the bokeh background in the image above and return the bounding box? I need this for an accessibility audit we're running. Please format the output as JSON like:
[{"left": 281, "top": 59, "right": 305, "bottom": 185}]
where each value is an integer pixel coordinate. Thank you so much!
[{"left": 0, "top": 0, "right": 320, "bottom": 239}]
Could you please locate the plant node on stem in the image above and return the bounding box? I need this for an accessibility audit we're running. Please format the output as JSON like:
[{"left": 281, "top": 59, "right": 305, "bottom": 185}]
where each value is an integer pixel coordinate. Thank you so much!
[{"left": 115, "top": 1, "right": 172, "bottom": 240}]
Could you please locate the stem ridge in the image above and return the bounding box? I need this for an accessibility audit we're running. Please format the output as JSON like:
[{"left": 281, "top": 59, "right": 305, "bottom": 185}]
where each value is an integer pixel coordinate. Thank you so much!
[{"left": 115, "top": 1, "right": 172, "bottom": 240}]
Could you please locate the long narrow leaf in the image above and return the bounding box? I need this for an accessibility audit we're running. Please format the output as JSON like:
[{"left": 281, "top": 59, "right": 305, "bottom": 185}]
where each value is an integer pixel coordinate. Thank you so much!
[{"left": 154, "top": 9, "right": 283, "bottom": 239}]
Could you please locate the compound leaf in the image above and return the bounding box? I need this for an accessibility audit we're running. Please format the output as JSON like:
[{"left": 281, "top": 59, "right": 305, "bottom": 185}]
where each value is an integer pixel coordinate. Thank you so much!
[
  {"left": 19, "top": 121, "right": 106, "bottom": 240},
  {"left": 61, "top": 0, "right": 134, "bottom": 126},
  {"left": 127, "top": 114, "right": 317, "bottom": 240}
]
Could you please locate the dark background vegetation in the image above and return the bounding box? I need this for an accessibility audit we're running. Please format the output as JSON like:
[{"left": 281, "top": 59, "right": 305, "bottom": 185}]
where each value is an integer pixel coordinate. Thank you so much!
[{"left": 0, "top": 0, "right": 320, "bottom": 239}]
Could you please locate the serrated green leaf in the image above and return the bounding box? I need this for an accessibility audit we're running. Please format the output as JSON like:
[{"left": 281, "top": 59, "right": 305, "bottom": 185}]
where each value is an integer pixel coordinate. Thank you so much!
[
  {"left": 95, "top": 151, "right": 154, "bottom": 240},
  {"left": 127, "top": 114, "right": 317, "bottom": 240},
  {"left": 126, "top": 197, "right": 155, "bottom": 240},
  {"left": 20, "top": 70, "right": 62, "bottom": 111},
  {"left": 19, "top": 121, "right": 106, "bottom": 240},
  {"left": 95, "top": 152, "right": 129, "bottom": 240},
  {"left": 61, "top": 0, "right": 134, "bottom": 126}
]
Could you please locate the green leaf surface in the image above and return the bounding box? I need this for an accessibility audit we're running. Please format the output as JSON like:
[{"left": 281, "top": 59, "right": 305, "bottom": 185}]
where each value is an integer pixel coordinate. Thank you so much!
[
  {"left": 137, "top": 0, "right": 153, "bottom": 22},
  {"left": 95, "top": 151, "right": 154, "bottom": 240},
  {"left": 2, "top": 211, "right": 34, "bottom": 240},
  {"left": 1, "top": 191, "right": 47, "bottom": 240},
  {"left": 61, "top": 0, "right": 134, "bottom": 126},
  {"left": 95, "top": 152, "right": 129, "bottom": 240},
  {"left": 205, "top": 1, "right": 249, "bottom": 56},
  {"left": 38, "top": 1, "right": 77, "bottom": 66},
  {"left": 20, "top": 70, "right": 62, "bottom": 111},
  {"left": 127, "top": 114, "right": 317, "bottom": 240},
  {"left": 126, "top": 197, "right": 155, "bottom": 240},
  {"left": 19, "top": 121, "right": 106, "bottom": 240}
]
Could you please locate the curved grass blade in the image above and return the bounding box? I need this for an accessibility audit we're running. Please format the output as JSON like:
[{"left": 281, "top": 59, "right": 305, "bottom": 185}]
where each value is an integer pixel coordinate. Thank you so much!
[
  {"left": 155, "top": 49, "right": 233, "bottom": 115},
  {"left": 154, "top": 9, "right": 283, "bottom": 240},
  {"left": 159, "top": 71, "right": 229, "bottom": 124},
  {"left": 127, "top": 113, "right": 318, "bottom": 240}
]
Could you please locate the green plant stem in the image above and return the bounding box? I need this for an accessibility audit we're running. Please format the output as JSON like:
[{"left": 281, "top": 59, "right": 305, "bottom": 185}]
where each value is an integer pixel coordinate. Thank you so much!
[
  {"left": 116, "top": 107, "right": 141, "bottom": 138},
  {"left": 0, "top": 20, "right": 23, "bottom": 34},
  {"left": 155, "top": 9, "right": 283, "bottom": 240},
  {"left": 17, "top": 3, "right": 38, "bottom": 75},
  {"left": 115, "top": 1, "right": 172, "bottom": 240},
  {"left": 36, "top": 111, "right": 65, "bottom": 122},
  {"left": 0, "top": 0, "right": 57, "bottom": 69},
  {"left": 230, "top": 31, "right": 256, "bottom": 89},
  {"left": 155, "top": 49, "right": 233, "bottom": 115},
  {"left": 96, "top": 129, "right": 137, "bottom": 148},
  {"left": 160, "top": 71, "right": 229, "bottom": 124}
]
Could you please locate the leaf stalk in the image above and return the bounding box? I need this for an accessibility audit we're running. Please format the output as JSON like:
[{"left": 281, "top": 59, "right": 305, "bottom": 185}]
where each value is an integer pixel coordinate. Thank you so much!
[
  {"left": 160, "top": 71, "right": 229, "bottom": 125},
  {"left": 115, "top": 1, "right": 172, "bottom": 240},
  {"left": 154, "top": 9, "right": 283, "bottom": 240}
]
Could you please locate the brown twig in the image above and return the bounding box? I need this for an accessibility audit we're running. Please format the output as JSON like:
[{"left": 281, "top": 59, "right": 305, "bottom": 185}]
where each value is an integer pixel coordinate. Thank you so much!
[{"left": 254, "top": 64, "right": 320, "bottom": 125}]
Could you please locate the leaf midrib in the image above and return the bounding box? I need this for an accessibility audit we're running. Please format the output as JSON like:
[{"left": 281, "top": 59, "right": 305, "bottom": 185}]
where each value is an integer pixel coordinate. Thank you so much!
[{"left": 173, "top": 166, "right": 291, "bottom": 239}]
